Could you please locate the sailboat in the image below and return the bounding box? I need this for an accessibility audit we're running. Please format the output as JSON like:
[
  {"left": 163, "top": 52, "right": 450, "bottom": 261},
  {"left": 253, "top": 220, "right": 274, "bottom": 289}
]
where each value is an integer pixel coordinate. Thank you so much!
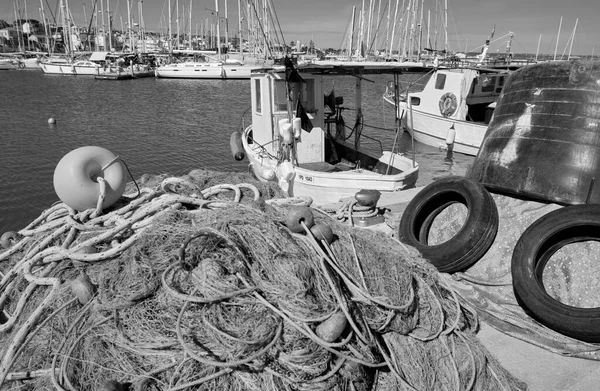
[
  {"left": 155, "top": 0, "right": 280, "bottom": 80},
  {"left": 39, "top": 0, "right": 102, "bottom": 75}
]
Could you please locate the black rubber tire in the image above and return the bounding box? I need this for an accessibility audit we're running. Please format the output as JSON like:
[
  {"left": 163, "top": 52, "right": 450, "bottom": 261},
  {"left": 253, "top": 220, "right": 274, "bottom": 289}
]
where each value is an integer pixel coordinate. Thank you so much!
[
  {"left": 398, "top": 176, "right": 498, "bottom": 273},
  {"left": 511, "top": 204, "right": 600, "bottom": 343}
]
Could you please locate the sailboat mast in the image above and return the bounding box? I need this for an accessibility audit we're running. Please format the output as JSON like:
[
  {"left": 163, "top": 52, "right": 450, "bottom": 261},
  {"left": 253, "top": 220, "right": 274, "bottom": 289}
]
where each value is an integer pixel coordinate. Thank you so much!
[
  {"left": 237, "top": 0, "right": 242, "bottom": 52},
  {"left": 349, "top": 6, "right": 356, "bottom": 59},
  {"left": 535, "top": 34, "right": 541, "bottom": 62},
  {"left": 389, "top": 0, "right": 399, "bottom": 59},
  {"left": 107, "top": 0, "right": 112, "bottom": 51},
  {"left": 189, "top": 0, "right": 192, "bottom": 49},
  {"left": 444, "top": 0, "right": 448, "bottom": 55},
  {"left": 13, "top": 2, "right": 22, "bottom": 52},
  {"left": 224, "top": 0, "right": 228, "bottom": 53},
  {"left": 168, "top": 0, "right": 171, "bottom": 53},
  {"left": 554, "top": 16, "right": 562, "bottom": 61},
  {"left": 40, "top": 0, "right": 50, "bottom": 51},
  {"left": 176, "top": 0, "right": 179, "bottom": 50},
  {"left": 216, "top": 0, "right": 221, "bottom": 57},
  {"left": 385, "top": 0, "right": 390, "bottom": 57},
  {"left": 568, "top": 18, "right": 578, "bottom": 59},
  {"left": 24, "top": 0, "right": 31, "bottom": 51}
]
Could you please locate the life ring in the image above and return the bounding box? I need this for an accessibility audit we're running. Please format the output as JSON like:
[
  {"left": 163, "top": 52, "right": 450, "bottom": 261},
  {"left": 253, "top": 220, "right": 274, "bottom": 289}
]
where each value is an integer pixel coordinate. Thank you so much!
[
  {"left": 511, "top": 204, "right": 600, "bottom": 342},
  {"left": 398, "top": 176, "right": 498, "bottom": 273},
  {"left": 18, "top": 61, "right": 25, "bottom": 69},
  {"left": 439, "top": 92, "right": 458, "bottom": 117},
  {"left": 53, "top": 146, "right": 127, "bottom": 211}
]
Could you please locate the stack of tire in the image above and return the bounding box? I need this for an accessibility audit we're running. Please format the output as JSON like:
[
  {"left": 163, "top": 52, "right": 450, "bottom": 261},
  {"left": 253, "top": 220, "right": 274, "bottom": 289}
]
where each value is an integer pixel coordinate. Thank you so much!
[{"left": 399, "top": 59, "right": 600, "bottom": 343}]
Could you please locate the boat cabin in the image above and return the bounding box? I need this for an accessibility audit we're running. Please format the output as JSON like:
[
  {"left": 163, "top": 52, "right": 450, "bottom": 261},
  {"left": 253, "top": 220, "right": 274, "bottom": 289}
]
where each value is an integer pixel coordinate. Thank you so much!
[
  {"left": 404, "top": 68, "right": 507, "bottom": 124},
  {"left": 249, "top": 68, "right": 325, "bottom": 165},
  {"left": 248, "top": 62, "right": 421, "bottom": 174}
]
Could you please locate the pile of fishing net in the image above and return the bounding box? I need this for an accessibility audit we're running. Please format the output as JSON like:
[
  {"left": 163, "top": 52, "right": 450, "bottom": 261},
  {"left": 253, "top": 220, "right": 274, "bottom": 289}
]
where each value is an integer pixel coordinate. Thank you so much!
[{"left": 0, "top": 169, "right": 526, "bottom": 390}]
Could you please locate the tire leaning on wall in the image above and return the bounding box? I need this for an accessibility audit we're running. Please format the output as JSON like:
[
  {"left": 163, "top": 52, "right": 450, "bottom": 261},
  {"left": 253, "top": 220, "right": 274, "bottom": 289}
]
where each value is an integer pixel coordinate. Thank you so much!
[
  {"left": 398, "top": 176, "right": 499, "bottom": 273},
  {"left": 511, "top": 204, "right": 600, "bottom": 343}
]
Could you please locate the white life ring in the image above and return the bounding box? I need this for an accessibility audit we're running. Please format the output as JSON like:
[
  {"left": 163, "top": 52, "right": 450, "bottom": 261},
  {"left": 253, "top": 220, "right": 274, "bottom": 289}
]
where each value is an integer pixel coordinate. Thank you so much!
[
  {"left": 53, "top": 146, "right": 127, "bottom": 211},
  {"left": 439, "top": 92, "right": 458, "bottom": 117}
]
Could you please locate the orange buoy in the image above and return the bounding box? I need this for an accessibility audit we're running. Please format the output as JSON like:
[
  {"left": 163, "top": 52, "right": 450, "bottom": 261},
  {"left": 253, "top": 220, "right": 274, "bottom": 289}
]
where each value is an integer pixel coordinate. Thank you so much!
[
  {"left": 230, "top": 131, "right": 245, "bottom": 161},
  {"left": 53, "top": 146, "right": 127, "bottom": 211}
]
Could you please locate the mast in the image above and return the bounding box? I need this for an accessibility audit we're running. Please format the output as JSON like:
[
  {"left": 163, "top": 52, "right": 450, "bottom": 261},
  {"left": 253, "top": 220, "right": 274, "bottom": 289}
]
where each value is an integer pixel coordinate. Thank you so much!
[
  {"left": 388, "top": 0, "right": 399, "bottom": 59},
  {"left": 24, "top": 0, "right": 31, "bottom": 51},
  {"left": 426, "top": 9, "right": 429, "bottom": 52},
  {"left": 100, "top": 0, "right": 105, "bottom": 50},
  {"left": 553, "top": 16, "right": 562, "bottom": 61},
  {"left": 189, "top": 0, "right": 192, "bottom": 50},
  {"left": 59, "top": 0, "right": 70, "bottom": 55},
  {"left": 535, "top": 34, "right": 541, "bottom": 62},
  {"left": 168, "top": 0, "right": 171, "bottom": 53},
  {"left": 176, "top": 0, "right": 179, "bottom": 50},
  {"left": 417, "top": 0, "right": 423, "bottom": 60},
  {"left": 13, "top": 2, "right": 22, "bottom": 52},
  {"left": 40, "top": 0, "right": 50, "bottom": 51},
  {"left": 366, "top": 0, "right": 373, "bottom": 55},
  {"left": 568, "top": 18, "right": 578, "bottom": 60},
  {"left": 224, "top": 0, "right": 228, "bottom": 53},
  {"left": 107, "top": 0, "right": 112, "bottom": 51},
  {"left": 126, "top": 0, "right": 132, "bottom": 51},
  {"left": 237, "top": 0, "right": 242, "bottom": 52},
  {"left": 215, "top": 0, "right": 221, "bottom": 57},
  {"left": 348, "top": 6, "right": 356, "bottom": 59},
  {"left": 385, "top": 0, "right": 390, "bottom": 57},
  {"left": 358, "top": 0, "right": 365, "bottom": 58},
  {"left": 444, "top": 0, "right": 448, "bottom": 55}
]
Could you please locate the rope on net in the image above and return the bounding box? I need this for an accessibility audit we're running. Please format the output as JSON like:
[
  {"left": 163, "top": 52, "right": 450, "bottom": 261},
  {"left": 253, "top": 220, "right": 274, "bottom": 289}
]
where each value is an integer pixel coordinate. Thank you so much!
[{"left": 0, "top": 174, "right": 526, "bottom": 391}]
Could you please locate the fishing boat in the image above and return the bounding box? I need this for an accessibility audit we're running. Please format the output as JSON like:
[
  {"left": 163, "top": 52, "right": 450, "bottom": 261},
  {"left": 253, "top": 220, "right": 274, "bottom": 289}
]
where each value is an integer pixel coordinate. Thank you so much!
[
  {"left": 383, "top": 66, "right": 510, "bottom": 156},
  {"left": 236, "top": 59, "right": 420, "bottom": 205}
]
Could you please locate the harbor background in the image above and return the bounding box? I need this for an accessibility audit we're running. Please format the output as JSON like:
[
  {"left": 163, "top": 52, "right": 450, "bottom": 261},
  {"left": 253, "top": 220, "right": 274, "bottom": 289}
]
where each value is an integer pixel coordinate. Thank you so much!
[{"left": 0, "top": 70, "right": 474, "bottom": 233}]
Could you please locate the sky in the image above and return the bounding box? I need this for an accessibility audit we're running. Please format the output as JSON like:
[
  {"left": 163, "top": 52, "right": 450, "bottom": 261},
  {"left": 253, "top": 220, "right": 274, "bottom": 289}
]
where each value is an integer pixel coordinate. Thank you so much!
[{"left": 1, "top": 0, "right": 598, "bottom": 56}]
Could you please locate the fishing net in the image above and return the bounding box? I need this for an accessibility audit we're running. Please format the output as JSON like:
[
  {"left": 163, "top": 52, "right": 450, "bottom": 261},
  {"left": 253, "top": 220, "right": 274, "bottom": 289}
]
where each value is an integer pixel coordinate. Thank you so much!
[{"left": 0, "top": 169, "right": 526, "bottom": 390}]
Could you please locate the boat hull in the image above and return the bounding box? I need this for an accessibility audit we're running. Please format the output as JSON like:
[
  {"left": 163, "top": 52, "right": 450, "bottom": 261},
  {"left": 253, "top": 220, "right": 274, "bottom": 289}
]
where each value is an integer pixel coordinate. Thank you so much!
[
  {"left": 40, "top": 63, "right": 100, "bottom": 75},
  {"left": 155, "top": 64, "right": 258, "bottom": 79},
  {"left": 242, "top": 126, "right": 419, "bottom": 205},
  {"left": 399, "top": 102, "right": 486, "bottom": 156}
]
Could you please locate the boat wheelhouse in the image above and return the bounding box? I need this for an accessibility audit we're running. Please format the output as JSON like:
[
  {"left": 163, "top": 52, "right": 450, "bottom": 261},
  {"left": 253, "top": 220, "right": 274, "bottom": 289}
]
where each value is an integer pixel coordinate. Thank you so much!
[
  {"left": 239, "top": 61, "right": 421, "bottom": 205},
  {"left": 384, "top": 67, "right": 510, "bottom": 156}
]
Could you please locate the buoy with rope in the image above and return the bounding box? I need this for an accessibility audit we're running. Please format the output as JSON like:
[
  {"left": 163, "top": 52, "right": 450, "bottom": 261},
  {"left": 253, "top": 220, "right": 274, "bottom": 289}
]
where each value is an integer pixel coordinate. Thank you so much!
[{"left": 53, "top": 146, "right": 127, "bottom": 211}]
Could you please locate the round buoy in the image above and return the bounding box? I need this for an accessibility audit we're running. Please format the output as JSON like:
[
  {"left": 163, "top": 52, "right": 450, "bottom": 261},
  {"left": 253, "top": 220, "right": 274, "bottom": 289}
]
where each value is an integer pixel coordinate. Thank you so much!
[
  {"left": 285, "top": 206, "right": 315, "bottom": 233},
  {"left": 71, "top": 273, "right": 96, "bottom": 305},
  {"left": 310, "top": 224, "right": 334, "bottom": 244},
  {"left": 53, "top": 146, "right": 127, "bottom": 211},
  {"left": 48, "top": 117, "right": 56, "bottom": 125},
  {"left": 0, "top": 231, "right": 20, "bottom": 249}
]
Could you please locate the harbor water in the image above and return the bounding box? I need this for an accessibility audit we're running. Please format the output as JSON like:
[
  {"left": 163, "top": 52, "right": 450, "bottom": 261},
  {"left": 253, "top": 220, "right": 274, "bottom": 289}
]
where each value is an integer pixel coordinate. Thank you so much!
[{"left": 0, "top": 70, "right": 474, "bottom": 233}]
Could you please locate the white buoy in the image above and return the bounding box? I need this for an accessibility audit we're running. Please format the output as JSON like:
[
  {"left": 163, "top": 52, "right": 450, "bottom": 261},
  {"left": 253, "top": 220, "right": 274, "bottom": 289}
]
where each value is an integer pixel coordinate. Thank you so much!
[{"left": 48, "top": 117, "right": 56, "bottom": 125}]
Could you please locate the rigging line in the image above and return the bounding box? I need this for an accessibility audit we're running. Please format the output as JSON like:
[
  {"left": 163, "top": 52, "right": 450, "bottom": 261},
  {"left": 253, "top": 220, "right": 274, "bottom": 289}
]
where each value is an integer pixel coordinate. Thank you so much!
[{"left": 367, "top": 0, "right": 390, "bottom": 54}]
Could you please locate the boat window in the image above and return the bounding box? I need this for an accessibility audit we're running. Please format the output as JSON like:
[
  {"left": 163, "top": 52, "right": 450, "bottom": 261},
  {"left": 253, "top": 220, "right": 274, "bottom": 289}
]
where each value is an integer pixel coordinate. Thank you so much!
[
  {"left": 300, "top": 79, "right": 316, "bottom": 112},
  {"left": 273, "top": 80, "right": 287, "bottom": 112},
  {"left": 481, "top": 76, "right": 496, "bottom": 92},
  {"left": 435, "top": 74, "right": 446, "bottom": 89},
  {"left": 255, "top": 79, "right": 262, "bottom": 113},
  {"left": 410, "top": 97, "right": 421, "bottom": 106},
  {"left": 499, "top": 76, "right": 505, "bottom": 86}
]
